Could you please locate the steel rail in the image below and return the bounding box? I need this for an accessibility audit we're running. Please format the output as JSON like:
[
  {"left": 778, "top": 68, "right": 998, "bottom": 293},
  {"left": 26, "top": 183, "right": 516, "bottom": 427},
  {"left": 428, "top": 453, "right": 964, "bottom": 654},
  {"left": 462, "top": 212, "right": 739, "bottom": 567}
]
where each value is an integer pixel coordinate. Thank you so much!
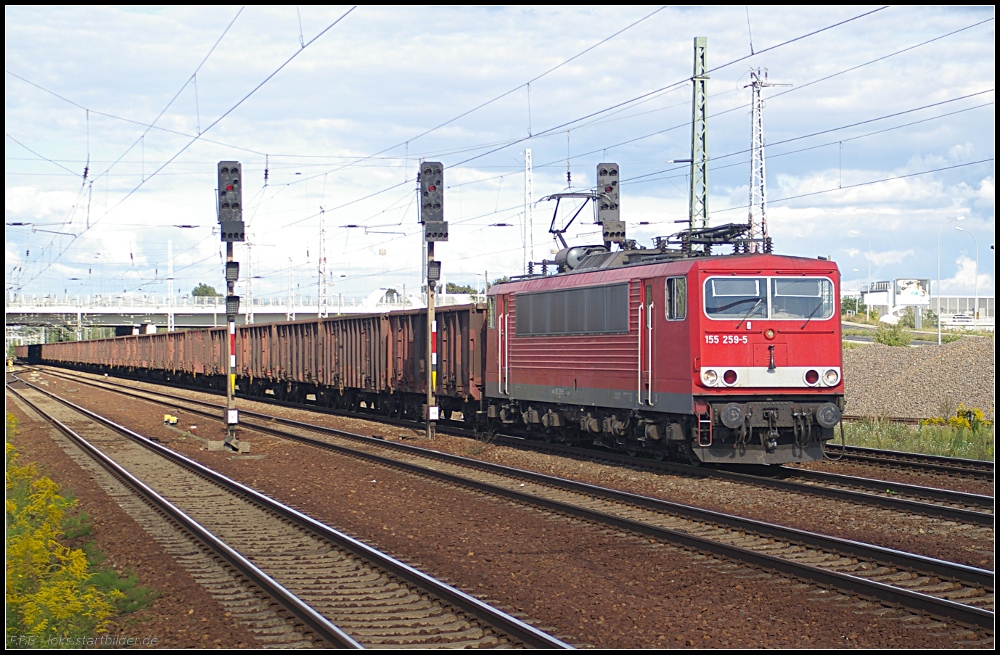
[
  {"left": 29, "top": 371, "right": 992, "bottom": 629},
  {"left": 7, "top": 383, "right": 362, "bottom": 649},
  {"left": 36, "top": 366, "right": 993, "bottom": 526},
  {"left": 211, "top": 407, "right": 1000, "bottom": 629},
  {"left": 10, "top": 377, "right": 572, "bottom": 650},
  {"left": 774, "top": 466, "right": 993, "bottom": 510},
  {"left": 824, "top": 443, "right": 994, "bottom": 478}
]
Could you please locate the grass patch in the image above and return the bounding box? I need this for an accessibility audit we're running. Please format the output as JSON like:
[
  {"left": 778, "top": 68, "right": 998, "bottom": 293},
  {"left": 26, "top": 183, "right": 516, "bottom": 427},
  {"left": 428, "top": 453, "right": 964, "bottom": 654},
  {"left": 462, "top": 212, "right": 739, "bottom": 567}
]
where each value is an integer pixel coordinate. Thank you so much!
[
  {"left": 843, "top": 417, "right": 994, "bottom": 461},
  {"left": 842, "top": 323, "right": 977, "bottom": 343},
  {"left": 62, "top": 508, "right": 94, "bottom": 540},
  {"left": 87, "top": 570, "right": 157, "bottom": 615},
  {"left": 842, "top": 341, "right": 865, "bottom": 350}
]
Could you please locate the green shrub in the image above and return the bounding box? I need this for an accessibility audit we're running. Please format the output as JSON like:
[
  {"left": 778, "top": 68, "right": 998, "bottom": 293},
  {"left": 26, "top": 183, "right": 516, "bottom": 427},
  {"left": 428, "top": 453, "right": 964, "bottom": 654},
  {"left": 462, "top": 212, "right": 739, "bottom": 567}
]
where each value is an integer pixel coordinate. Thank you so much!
[
  {"left": 873, "top": 322, "right": 912, "bottom": 347},
  {"left": 844, "top": 408, "right": 994, "bottom": 461}
]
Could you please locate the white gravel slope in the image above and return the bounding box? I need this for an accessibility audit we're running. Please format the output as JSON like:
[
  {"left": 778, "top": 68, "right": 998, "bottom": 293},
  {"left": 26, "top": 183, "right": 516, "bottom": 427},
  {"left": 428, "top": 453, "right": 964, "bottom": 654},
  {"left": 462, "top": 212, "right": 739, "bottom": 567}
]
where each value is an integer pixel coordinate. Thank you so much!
[{"left": 843, "top": 337, "right": 995, "bottom": 419}]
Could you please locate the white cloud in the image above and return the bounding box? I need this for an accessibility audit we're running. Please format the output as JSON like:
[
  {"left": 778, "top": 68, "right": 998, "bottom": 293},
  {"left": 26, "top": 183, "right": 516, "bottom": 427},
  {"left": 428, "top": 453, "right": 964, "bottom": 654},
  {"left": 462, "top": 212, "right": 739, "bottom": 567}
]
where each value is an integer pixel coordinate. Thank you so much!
[
  {"left": 947, "top": 142, "right": 975, "bottom": 162},
  {"left": 869, "top": 249, "right": 914, "bottom": 268},
  {"left": 940, "top": 255, "right": 993, "bottom": 295},
  {"left": 4, "top": 6, "right": 994, "bottom": 300},
  {"left": 5, "top": 185, "right": 83, "bottom": 221},
  {"left": 974, "top": 176, "right": 994, "bottom": 208}
]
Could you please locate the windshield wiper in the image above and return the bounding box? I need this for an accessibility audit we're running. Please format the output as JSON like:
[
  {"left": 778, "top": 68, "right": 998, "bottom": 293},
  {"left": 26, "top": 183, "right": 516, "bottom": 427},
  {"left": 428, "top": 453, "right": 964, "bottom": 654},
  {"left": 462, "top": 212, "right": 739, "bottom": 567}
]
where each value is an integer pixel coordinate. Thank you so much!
[
  {"left": 800, "top": 300, "right": 826, "bottom": 329},
  {"left": 735, "top": 298, "right": 764, "bottom": 330}
]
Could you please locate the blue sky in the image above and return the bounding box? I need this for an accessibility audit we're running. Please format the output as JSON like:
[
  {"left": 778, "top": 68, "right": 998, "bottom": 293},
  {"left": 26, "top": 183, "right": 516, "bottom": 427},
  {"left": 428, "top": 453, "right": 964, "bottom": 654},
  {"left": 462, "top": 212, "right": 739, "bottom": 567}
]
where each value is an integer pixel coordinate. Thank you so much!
[{"left": 5, "top": 6, "right": 994, "bottom": 302}]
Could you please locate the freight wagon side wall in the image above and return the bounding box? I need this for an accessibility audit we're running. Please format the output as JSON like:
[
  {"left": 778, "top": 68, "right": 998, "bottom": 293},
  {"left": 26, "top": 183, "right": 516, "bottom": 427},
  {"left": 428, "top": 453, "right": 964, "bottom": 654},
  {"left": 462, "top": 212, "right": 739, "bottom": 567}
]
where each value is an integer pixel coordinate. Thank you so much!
[
  {"left": 240, "top": 305, "right": 486, "bottom": 401},
  {"left": 384, "top": 306, "right": 484, "bottom": 400},
  {"left": 36, "top": 329, "right": 226, "bottom": 377},
  {"left": 31, "top": 305, "right": 486, "bottom": 403}
]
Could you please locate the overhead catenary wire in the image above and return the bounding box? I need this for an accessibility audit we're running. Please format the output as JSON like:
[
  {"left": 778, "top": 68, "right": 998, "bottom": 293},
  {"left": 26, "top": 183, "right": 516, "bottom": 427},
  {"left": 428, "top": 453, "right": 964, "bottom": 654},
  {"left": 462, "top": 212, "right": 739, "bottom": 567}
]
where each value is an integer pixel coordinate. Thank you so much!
[
  {"left": 11, "top": 6, "right": 357, "bottom": 294},
  {"left": 7, "top": 7, "right": 992, "bottom": 298}
]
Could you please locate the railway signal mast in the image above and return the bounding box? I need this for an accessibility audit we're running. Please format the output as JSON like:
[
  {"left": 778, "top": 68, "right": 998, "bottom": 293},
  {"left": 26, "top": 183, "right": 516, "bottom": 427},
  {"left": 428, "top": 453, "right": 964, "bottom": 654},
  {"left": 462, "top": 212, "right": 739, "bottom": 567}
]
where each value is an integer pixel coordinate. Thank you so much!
[
  {"left": 746, "top": 69, "right": 790, "bottom": 252},
  {"left": 420, "top": 162, "right": 447, "bottom": 439},
  {"left": 218, "top": 161, "right": 245, "bottom": 451}
]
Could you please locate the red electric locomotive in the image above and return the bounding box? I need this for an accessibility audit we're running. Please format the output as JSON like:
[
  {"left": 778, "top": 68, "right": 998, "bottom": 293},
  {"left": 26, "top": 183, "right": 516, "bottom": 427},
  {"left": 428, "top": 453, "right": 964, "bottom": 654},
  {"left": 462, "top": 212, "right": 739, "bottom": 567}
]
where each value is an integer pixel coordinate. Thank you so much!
[
  {"left": 23, "top": 218, "right": 843, "bottom": 467},
  {"left": 482, "top": 235, "right": 843, "bottom": 465}
]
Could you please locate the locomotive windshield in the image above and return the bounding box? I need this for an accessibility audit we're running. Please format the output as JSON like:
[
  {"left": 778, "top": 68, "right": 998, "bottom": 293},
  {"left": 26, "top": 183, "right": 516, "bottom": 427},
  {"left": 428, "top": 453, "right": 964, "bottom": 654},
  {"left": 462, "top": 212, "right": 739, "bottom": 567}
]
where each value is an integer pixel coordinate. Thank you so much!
[
  {"left": 704, "top": 276, "right": 834, "bottom": 321},
  {"left": 771, "top": 278, "right": 835, "bottom": 320},
  {"left": 704, "top": 277, "right": 768, "bottom": 319}
]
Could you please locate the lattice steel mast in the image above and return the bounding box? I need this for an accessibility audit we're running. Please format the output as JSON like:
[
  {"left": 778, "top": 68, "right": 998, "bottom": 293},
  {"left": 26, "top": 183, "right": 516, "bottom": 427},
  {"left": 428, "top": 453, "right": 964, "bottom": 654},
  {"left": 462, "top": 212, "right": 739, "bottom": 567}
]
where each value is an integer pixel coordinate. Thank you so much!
[
  {"left": 689, "top": 37, "right": 709, "bottom": 231},
  {"left": 318, "top": 211, "right": 328, "bottom": 318},
  {"left": 167, "top": 239, "right": 175, "bottom": 332},
  {"left": 746, "top": 68, "right": 789, "bottom": 252},
  {"left": 524, "top": 148, "right": 533, "bottom": 273},
  {"left": 244, "top": 241, "right": 254, "bottom": 325}
]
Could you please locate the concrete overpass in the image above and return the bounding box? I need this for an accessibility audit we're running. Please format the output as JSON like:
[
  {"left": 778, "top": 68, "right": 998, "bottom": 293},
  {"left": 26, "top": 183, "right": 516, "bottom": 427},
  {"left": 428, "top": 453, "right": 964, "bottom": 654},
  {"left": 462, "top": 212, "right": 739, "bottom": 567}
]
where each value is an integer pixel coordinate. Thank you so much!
[{"left": 6, "top": 289, "right": 480, "bottom": 343}]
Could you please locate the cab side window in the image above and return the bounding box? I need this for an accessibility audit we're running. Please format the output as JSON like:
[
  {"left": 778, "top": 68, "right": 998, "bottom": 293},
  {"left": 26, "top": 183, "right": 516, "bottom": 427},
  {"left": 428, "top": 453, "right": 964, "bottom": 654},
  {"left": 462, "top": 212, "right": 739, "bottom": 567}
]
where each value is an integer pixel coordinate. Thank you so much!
[{"left": 665, "top": 277, "right": 687, "bottom": 320}]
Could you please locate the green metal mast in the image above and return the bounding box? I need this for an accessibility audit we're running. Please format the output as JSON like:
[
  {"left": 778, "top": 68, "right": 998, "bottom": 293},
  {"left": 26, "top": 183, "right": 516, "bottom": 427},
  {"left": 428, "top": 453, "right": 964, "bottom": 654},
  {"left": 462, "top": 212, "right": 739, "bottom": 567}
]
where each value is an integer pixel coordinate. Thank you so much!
[{"left": 689, "top": 36, "right": 709, "bottom": 230}]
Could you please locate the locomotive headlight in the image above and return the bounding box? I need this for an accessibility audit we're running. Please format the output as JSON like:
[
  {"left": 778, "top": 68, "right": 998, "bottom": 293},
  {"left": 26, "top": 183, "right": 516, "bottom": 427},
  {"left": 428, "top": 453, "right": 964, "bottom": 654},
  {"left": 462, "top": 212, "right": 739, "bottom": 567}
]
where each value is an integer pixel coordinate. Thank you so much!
[
  {"left": 823, "top": 368, "right": 840, "bottom": 385},
  {"left": 764, "top": 328, "right": 775, "bottom": 340},
  {"left": 815, "top": 402, "right": 842, "bottom": 428},
  {"left": 702, "top": 369, "right": 718, "bottom": 386}
]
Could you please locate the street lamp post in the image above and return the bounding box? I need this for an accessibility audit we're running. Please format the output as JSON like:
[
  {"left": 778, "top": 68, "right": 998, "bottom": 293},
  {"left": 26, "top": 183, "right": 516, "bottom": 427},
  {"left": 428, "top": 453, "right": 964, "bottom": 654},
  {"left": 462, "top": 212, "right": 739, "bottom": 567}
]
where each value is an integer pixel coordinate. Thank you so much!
[
  {"left": 955, "top": 226, "right": 979, "bottom": 325},
  {"left": 937, "top": 216, "right": 966, "bottom": 345},
  {"left": 848, "top": 230, "right": 871, "bottom": 317},
  {"left": 796, "top": 233, "right": 816, "bottom": 257}
]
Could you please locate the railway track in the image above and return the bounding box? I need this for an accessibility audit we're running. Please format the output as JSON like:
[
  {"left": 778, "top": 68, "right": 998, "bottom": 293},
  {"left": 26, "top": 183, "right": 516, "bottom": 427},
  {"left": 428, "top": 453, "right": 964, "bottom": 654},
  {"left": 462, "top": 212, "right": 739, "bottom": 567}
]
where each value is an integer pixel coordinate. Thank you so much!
[
  {"left": 21, "top": 369, "right": 995, "bottom": 630},
  {"left": 33, "top": 366, "right": 993, "bottom": 527},
  {"left": 822, "top": 444, "right": 995, "bottom": 480},
  {"left": 7, "top": 378, "right": 570, "bottom": 649},
  {"left": 842, "top": 414, "right": 924, "bottom": 426},
  {"left": 480, "top": 433, "right": 994, "bottom": 526},
  {"left": 766, "top": 467, "right": 993, "bottom": 515}
]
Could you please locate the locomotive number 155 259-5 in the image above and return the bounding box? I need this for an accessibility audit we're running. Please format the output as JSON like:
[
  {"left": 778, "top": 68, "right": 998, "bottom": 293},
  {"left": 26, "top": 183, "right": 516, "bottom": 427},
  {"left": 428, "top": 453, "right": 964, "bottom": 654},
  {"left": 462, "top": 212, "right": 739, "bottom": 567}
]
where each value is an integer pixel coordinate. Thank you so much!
[{"left": 705, "top": 334, "right": 749, "bottom": 345}]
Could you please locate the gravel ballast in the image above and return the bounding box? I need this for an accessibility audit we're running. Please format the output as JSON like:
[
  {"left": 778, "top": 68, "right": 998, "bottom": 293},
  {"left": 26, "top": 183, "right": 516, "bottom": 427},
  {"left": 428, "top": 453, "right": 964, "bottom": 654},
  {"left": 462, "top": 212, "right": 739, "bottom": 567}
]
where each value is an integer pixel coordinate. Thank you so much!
[
  {"left": 843, "top": 336, "right": 995, "bottom": 419},
  {"left": 12, "top": 377, "right": 991, "bottom": 649}
]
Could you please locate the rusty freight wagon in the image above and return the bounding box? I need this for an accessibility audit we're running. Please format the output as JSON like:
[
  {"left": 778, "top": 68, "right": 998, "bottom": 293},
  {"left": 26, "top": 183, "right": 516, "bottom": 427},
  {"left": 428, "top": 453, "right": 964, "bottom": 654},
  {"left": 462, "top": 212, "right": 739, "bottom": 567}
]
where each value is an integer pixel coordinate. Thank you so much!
[
  {"left": 236, "top": 305, "right": 486, "bottom": 418},
  {"left": 31, "top": 304, "right": 488, "bottom": 417}
]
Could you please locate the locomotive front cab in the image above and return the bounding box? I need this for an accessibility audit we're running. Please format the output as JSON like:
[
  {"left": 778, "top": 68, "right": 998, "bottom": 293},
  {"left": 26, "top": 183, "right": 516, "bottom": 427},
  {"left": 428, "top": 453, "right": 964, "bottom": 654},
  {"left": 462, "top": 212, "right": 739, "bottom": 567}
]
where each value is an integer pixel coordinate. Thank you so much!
[{"left": 692, "top": 259, "right": 844, "bottom": 464}]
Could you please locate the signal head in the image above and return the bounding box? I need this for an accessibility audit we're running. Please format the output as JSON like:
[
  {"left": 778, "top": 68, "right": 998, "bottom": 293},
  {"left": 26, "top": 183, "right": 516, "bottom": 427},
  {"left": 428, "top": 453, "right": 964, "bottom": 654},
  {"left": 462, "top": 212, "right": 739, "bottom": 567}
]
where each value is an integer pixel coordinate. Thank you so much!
[
  {"left": 218, "top": 161, "right": 242, "bottom": 223},
  {"left": 420, "top": 162, "right": 444, "bottom": 224}
]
